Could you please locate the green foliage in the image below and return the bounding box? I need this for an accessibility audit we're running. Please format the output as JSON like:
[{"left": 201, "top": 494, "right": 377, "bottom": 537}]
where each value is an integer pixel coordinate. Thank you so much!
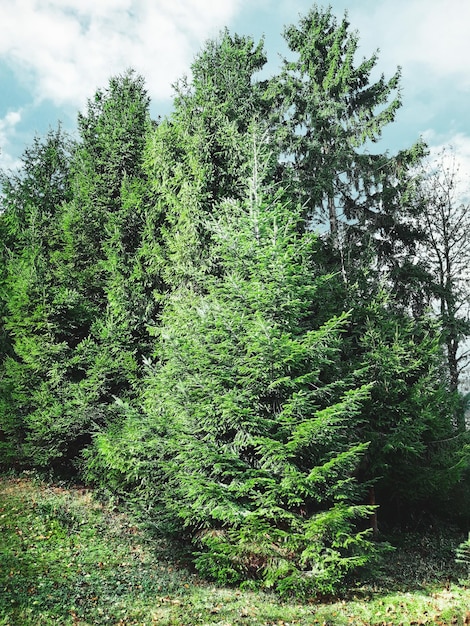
[
  {"left": 173, "top": 29, "right": 268, "bottom": 204},
  {"left": 351, "top": 298, "right": 466, "bottom": 517},
  {"left": 275, "top": 4, "right": 426, "bottom": 293},
  {"left": 0, "top": 72, "right": 155, "bottom": 469},
  {"left": 277, "top": 5, "right": 401, "bottom": 223},
  {"left": 0, "top": 4, "right": 468, "bottom": 599},
  {"left": 456, "top": 533, "right": 470, "bottom": 574},
  {"left": 61, "top": 71, "right": 158, "bottom": 460},
  {"left": 143, "top": 32, "right": 269, "bottom": 288},
  {"left": 0, "top": 128, "right": 74, "bottom": 467},
  {"left": 136, "top": 132, "right": 380, "bottom": 595},
  {"left": 62, "top": 69, "right": 151, "bottom": 299},
  {"left": 83, "top": 399, "right": 164, "bottom": 504}
]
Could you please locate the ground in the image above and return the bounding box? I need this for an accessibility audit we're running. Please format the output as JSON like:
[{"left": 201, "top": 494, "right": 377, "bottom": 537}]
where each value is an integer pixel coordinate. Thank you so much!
[{"left": 1, "top": 474, "right": 469, "bottom": 625}]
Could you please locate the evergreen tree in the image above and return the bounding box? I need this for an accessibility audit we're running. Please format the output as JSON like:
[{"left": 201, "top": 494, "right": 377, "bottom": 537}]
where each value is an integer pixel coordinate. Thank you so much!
[
  {"left": 142, "top": 31, "right": 269, "bottom": 287},
  {"left": 89, "top": 129, "right": 378, "bottom": 596},
  {"left": 63, "top": 69, "right": 151, "bottom": 307},
  {"left": 268, "top": 6, "right": 466, "bottom": 524},
  {"left": 0, "top": 71, "right": 156, "bottom": 468},
  {"left": 58, "top": 69, "right": 155, "bottom": 432},
  {"left": 0, "top": 127, "right": 76, "bottom": 466},
  {"left": 276, "top": 4, "right": 425, "bottom": 276},
  {"left": 350, "top": 294, "right": 465, "bottom": 526},
  {"left": 173, "top": 29, "right": 268, "bottom": 204}
]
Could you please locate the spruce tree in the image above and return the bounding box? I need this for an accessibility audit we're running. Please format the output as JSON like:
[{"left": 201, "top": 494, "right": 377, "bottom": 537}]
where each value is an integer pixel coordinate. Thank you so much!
[
  {"left": 0, "top": 72, "right": 157, "bottom": 468},
  {"left": 142, "top": 31, "right": 269, "bottom": 287},
  {"left": 276, "top": 4, "right": 425, "bottom": 274},
  {"left": 350, "top": 294, "right": 465, "bottom": 526},
  {"left": 131, "top": 128, "right": 377, "bottom": 595},
  {"left": 58, "top": 70, "right": 155, "bottom": 445},
  {"left": 173, "top": 29, "right": 268, "bottom": 204}
]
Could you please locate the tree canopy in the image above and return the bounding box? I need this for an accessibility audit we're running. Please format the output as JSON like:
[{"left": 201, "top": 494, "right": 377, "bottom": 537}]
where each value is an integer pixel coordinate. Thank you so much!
[{"left": 1, "top": 7, "right": 469, "bottom": 597}]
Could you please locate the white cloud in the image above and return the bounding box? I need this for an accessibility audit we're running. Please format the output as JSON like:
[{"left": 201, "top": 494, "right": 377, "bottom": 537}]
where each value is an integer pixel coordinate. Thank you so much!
[
  {"left": 0, "top": 0, "right": 244, "bottom": 108},
  {"left": 0, "top": 110, "right": 22, "bottom": 171},
  {"left": 351, "top": 0, "right": 470, "bottom": 88},
  {"left": 423, "top": 130, "right": 470, "bottom": 202}
]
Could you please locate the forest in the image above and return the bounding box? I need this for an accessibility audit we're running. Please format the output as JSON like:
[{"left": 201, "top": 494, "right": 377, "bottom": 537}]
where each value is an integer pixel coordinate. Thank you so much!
[{"left": 1, "top": 5, "right": 470, "bottom": 599}]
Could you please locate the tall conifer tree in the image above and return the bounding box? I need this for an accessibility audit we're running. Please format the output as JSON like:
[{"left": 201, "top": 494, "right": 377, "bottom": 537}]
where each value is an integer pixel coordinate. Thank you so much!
[
  {"left": 0, "top": 128, "right": 75, "bottom": 465},
  {"left": 103, "top": 127, "right": 378, "bottom": 596},
  {"left": 277, "top": 4, "right": 424, "bottom": 276}
]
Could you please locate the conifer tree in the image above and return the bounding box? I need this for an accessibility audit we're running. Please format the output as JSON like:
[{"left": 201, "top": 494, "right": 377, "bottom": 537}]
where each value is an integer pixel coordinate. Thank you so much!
[
  {"left": 173, "top": 29, "right": 268, "bottom": 204},
  {"left": 350, "top": 295, "right": 465, "bottom": 526},
  {"left": 0, "top": 127, "right": 76, "bottom": 466},
  {"left": 58, "top": 70, "right": 155, "bottom": 435},
  {"left": 63, "top": 69, "right": 151, "bottom": 308},
  {"left": 142, "top": 31, "right": 269, "bottom": 287},
  {"left": 0, "top": 72, "right": 156, "bottom": 468},
  {"left": 276, "top": 4, "right": 425, "bottom": 274},
  {"left": 121, "top": 128, "right": 377, "bottom": 596},
  {"left": 266, "top": 7, "right": 467, "bottom": 523}
]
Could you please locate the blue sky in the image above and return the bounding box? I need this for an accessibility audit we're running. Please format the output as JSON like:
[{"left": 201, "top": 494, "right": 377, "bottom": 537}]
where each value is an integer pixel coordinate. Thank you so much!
[{"left": 1, "top": 0, "right": 469, "bottom": 184}]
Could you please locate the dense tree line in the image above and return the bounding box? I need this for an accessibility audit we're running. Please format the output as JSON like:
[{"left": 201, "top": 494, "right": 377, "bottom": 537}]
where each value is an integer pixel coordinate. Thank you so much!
[{"left": 1, "top": 6, "right": 469, "bottom": 596}]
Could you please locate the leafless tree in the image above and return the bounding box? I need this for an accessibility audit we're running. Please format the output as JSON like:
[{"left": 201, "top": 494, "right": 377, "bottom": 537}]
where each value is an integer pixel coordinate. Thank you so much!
[{"left": 417, "top": 148, "right": 470, "bottom": 406}]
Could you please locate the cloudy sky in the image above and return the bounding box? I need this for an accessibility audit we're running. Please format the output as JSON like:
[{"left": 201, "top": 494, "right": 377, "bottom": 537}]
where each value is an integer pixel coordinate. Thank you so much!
[{"left": 1, "top": 0, "right": 469, "bottom": 179}]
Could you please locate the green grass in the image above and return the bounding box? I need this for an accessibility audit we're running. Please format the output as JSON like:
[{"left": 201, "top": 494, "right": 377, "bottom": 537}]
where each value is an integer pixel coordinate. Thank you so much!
[{"left": 1, "top": 475, "right": 469, "bottom": 625}]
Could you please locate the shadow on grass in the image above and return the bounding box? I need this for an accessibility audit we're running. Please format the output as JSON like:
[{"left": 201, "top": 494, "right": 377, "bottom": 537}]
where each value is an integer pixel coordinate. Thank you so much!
[
  {"left": 0, "top": 477, "right": 198, "bottom": 625},
  {"left": 1, "top": 476, "right": 469, "bottom": 626}
]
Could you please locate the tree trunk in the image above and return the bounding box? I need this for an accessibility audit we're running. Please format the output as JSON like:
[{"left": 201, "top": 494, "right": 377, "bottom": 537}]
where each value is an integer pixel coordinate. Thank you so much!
[
  {"left": 328, "top": 194, "right": 338, "bottom": 240},
  {"left": 369, "top": 486, "right": 378, "bottom": 538}
]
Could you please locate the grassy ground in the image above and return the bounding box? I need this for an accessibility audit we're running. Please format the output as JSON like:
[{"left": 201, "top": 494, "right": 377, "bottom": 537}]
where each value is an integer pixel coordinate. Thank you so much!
[{"left": 1, "top": 475, "right": 469, "bottom": 625}]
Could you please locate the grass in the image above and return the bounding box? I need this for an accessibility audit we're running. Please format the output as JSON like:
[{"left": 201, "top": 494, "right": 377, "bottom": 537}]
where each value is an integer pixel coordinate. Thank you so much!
[{"left": 1, "top": 474, "right": 470, "bottom": 625}]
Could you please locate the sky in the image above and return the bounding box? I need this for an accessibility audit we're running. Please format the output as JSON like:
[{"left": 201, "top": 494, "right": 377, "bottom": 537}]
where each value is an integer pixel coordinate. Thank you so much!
[{"left": 1, "top": 0, "right": 469, "bottom": 187}]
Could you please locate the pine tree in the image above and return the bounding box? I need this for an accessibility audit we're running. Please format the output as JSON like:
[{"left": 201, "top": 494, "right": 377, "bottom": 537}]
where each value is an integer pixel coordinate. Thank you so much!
[
  {"left": 63, "top": 69, "right": 151, "bottom": 305},
  {"left": 267, "top": 7, "right": 466, "bottom": 524}
]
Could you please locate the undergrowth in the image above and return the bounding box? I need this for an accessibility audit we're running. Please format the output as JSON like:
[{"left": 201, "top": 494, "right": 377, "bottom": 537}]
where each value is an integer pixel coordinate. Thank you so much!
[{"left": 1, "top": 474, "right": 469, "bottom": 625}]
